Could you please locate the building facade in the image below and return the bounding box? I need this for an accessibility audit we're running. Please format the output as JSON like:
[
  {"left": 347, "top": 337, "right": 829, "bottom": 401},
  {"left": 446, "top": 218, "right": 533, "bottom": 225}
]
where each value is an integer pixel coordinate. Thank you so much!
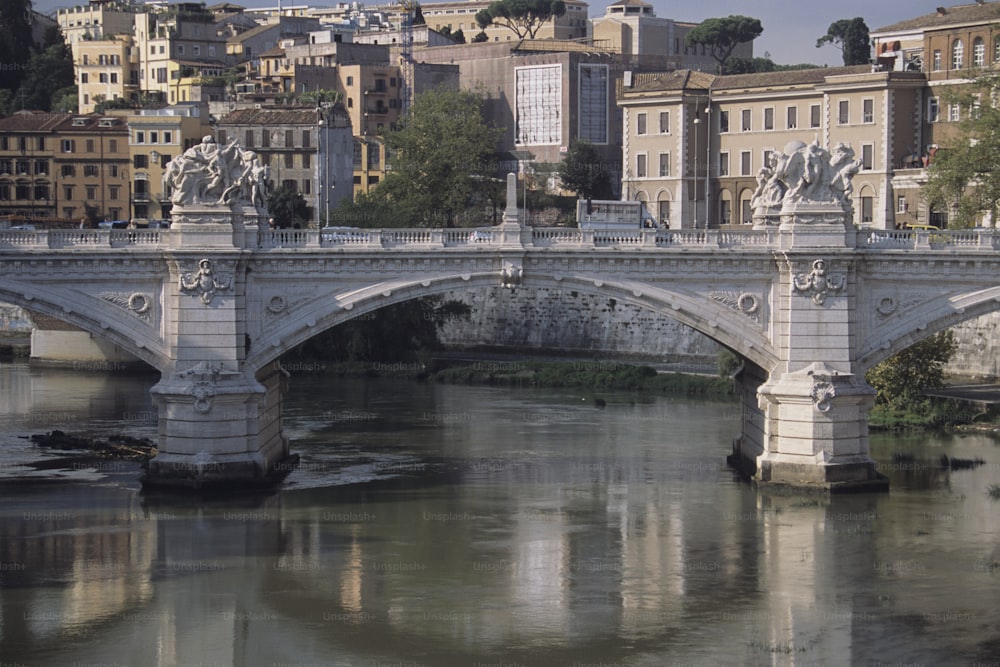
[{"left": 217, "top": 106, "right": 353, "bottom": 225}]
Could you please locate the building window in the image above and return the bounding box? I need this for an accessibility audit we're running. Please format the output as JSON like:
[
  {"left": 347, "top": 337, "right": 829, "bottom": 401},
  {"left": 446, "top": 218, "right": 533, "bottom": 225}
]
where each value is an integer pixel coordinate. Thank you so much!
[
  {"left": 133, "top": 154, "right": 148, "bottom": 168},
  {"left": 346, "top": 76, "right": 354, "bottom": 85},
  {"left": 579, "top": 64, "right": 608, "bottom": 144},
  {"left": 86, "top": 139, "right": 95, "bottom": 152},
  {"left": 719, "top": 151, "right": 729, "bottom": 176},
  {"left": 135, "top": 131, "right": 145, "bottom": 144},
  {"left": 897, "top": 196, "right": 907, "bottom": 213},
  {"left": 34, "top": 184, "right": 48, "bottom": 201},
  {"left": 261, "top": 130, "right": 270, "bottom": 148},
  {"left": 63, "top": 186, "right": 73, "bottom": 200},
  {"left": 150, "top": 131, "right": 159, "bottom": 144},
  {"left": 515, "top": 65, "right": 562, "bottom": 145},
  {"left": 61, "top": 164, "right": 75, "bottom": 177},
  {"left": 658, "top": 152, "right": 670, "bottom": 177},
  {"left": 302, "top": 152, "right": 310, "bottom": 169},
  {"left": 740, "top": 150, "right": 751, "bottom": 176},
  {"left": 995, "top": 39, "right": 1000, "bottom": 63},
  {"left": 245, "top": 130, "right": 254, "bottom": 147},
  {"left": 302, "top": 179, "right": 311, "bottom": 194},
  {"left": 81, "top": 72, "right": 88, "bottom": 84},
  {"left": 636, "top": 112, "right": 646, "bottom": 135},
  {"left": 786, "top": 106, "right": 797, "bottom": 130},
  {"left": 302, "top": 130, "right": 310, "bottom": 148},
  {"left": 163, "top": 131, "right": 171, "bottom": 144},
  {"left": 810, "top": 104, "right": 821, "bottom": 128},
  {"left": 973, "top": 37, "right": 985, "bottom": 67},
  {"left": 636, "top": 153, "right": 647, "bottom": 178},
  {"left": 861, "top": 144, "right": 873, "bottom": 170},
  {"left": 16, "top": 160, "right": 28, "bottom": 175},
  {"left": 949, "top": 103, "right": 961, "bottom": 122},
  {"left": 86, "top": 185, "right": 96, "bottom": 199},
  {"left": 928, "top": 97, "right": 940, "bottom": 122},
  {"left": 863, "top": 98, "right": 874, "bottom": 123},
  {"left": 34, "top": 160, "right": 48, "bottom": 175},
  {"left": 285, "top": 129, "right": 294, "bottom": 146},
  {"left": 109, "top": 185, "right": 119, "bottom": 200},
  {"left": 718, "top": 110, "right": 729, "bottom": 133},
  {"left": 16, "top": 183, "right": 29, "bottom": 200},
  {"left": 84, "top": 164, "right": 98, "bottom": 177},
  {"left": 659, "top": 111, "right": 670, "bottom": 134},
  {"left": 953, "top": 39, "right": 964, "bottom": 69},
  {"left": 933, "top": 49, "right": 942, "bottom": 71},
  {"left": 861, "top": 196, "right": 873, "bottom": 223},
  {"left": 109, "top": 164, "right": 118, "bottom": 178},
  {"left": 763, "top": 107, "right": 774, "bottom": 131},
  {"left": 838, "top": 100, "right": 849, "bottom": 125},
  {"left": 741, "top": 109, "right": 751, "bottom": 132},
  {"left": 284, "top": 153, "right": 293, "bottom": 169},
  {"left": 109, "top": 139, "right": 117, "bottom": 152}
]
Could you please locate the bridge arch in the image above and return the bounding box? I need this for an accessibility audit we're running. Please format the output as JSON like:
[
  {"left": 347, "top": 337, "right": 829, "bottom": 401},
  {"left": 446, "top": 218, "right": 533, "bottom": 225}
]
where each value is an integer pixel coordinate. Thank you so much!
[
  {"left": 246, "top": 271, "right": 778, "bottom": 373},
  {"left": 859, "top": 284, "right": 1000, "bottom": 372},
  {"left": 0, "top": 282, "right": 168, "bottom": 371}
]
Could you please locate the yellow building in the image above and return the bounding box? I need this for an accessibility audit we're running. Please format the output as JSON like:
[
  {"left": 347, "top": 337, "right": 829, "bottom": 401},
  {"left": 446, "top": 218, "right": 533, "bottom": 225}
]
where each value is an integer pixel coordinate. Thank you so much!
[
  {"left": 126, "top": 102, "right": 214, "bottom": 221},
  {"left": 76, "top": 35, "right": 138, "bottom": 113}
]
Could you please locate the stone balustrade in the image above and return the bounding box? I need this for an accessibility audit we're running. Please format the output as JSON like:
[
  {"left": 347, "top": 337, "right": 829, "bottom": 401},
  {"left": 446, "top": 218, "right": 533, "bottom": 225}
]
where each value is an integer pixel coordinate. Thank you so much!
[{"left": 2, "top": 225, "right": 998, "bottom": 253}]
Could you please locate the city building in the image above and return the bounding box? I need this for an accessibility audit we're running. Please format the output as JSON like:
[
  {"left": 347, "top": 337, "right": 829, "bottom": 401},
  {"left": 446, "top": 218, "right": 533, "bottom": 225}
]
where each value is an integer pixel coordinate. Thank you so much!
[
  {"left": 56, "top": 1, "right": 137, "bottom": 47},
  {"left": 76, "top": 34, "right": 139, "bottom": 113},
  {"left": 0, "top": 112, "right": 62, "bottom": 222},
  {"left": 591, "top": 0, "right": 752, "bottom": 71},
  {"left": 127, "top": 102, "right": 214, "bottom": 221},
  {"left": 617, "top": 1, "right": 1000, "bottom": 230},
  {"left": 217, "top": 105, "right": 354, "bottom": 225},
  {"left": 415, "top": 0, "right": 590, "bottom": 43},
  {"left": 416, "top": 40, "right": 624, "bottom": 185}
]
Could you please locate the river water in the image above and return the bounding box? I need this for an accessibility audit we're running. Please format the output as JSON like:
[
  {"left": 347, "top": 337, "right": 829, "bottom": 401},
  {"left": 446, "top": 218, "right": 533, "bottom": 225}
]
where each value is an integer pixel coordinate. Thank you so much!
[{"left": 0, "top": 361, "right": 998, "bottom": 666}]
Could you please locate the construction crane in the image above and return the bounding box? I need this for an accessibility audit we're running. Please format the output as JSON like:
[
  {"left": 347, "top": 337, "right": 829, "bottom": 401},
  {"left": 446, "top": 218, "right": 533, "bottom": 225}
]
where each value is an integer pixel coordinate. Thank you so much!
[{"left": 398, "top": 0, "right": 416, "bottom": 112}]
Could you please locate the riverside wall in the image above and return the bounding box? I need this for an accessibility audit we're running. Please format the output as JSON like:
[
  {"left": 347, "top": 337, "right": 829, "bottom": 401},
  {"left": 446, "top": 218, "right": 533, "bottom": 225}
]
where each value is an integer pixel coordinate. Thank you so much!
[{"left": 436, "top": 288, "right": 1000, "bottom": 380}]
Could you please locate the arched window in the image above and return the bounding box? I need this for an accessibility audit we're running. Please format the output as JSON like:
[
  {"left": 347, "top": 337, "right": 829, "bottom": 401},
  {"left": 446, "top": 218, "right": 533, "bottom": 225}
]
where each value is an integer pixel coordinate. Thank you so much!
[
  {"left": 952, "top": 39, "right": 964, "bottom": 69},
  {"left": 974, "top": 37, "right": 985, "bottom": 67}
]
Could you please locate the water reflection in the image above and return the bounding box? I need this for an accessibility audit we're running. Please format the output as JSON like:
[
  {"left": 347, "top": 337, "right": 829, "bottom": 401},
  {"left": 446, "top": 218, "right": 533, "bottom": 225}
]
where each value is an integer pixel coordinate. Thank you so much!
[{"left": 0, "top": 364, "right": 999, "bottom": 664}]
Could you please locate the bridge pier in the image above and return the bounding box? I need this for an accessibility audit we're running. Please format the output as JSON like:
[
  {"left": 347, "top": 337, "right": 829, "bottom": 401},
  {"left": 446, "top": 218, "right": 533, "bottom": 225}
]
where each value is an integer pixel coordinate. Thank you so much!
[
  {"left": 730, "top": 212, "right": 888, "bottom": 492},
  {"left": 141, "top": 200, "right": 295, "bottom": 490}
]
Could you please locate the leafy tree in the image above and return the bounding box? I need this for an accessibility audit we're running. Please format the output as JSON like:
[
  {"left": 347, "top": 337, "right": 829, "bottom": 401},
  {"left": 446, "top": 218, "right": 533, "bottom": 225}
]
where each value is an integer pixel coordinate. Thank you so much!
[
  {"left": 685, "top": 15, "right": 763, "bottom": 70},
  {"left": 924, "top": 72, "right": 1000, "bottom": 227},
  {"left": 299, "top": 88, "right": 343, "bottom": 107},
  {"left": 866, "top": 331, "right": 956, "bottom": 408},
  {"left": 0, "top": 0, "right": 33, "bottom": 94},
  {"left": 18, "top": 40, "right": 76, "bottom": 112},
  {"left": 267, "top": 184, "right": 311, "bottom": 228},
  {"left": 364, "top": 85, "right": 503, "bottom": 227},
  {"left": 816, "top": 17, "right": 871, "bottom": 66},
  {"left": 475, "top": 0, "right": 567, "bottom": 40},
  {"left": 471, "top": 31, "right": 489, "bottom": 43},
  {"left": 558, "top": 140, "right": 613, "bottom": 211}
]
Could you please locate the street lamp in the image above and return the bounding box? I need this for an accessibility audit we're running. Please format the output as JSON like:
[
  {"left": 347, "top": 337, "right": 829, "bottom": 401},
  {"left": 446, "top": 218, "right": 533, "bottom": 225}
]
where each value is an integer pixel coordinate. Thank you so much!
[
  {"left": 704, "top": 104, "right": 711, "bottom": 229},
  {"left": 693, "top": 114, "right": 700, "bottom": 230}
]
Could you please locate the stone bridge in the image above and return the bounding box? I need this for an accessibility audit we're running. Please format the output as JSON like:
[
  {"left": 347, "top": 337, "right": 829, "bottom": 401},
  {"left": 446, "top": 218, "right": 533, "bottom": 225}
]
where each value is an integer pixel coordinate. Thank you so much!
[{"left": 3, "top": 168, "right": 1000, "bottom": 491}]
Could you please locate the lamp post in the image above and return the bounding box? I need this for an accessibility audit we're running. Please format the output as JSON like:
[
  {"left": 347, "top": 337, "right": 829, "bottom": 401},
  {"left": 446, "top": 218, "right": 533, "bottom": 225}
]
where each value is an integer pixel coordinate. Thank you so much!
[
  {"left": 693, "top": 114, "right": 700, "bottom": 230},
  {"left": 704, "top": 104, "right": 711, "bottom": 229}
]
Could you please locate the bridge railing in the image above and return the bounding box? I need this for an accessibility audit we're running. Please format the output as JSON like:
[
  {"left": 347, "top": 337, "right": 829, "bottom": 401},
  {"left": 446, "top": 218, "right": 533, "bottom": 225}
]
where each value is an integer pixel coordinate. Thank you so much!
[
  {"left": 860, "top": 228, "right": 1000, "bottom": 251},
  {"left": 4, "top": 225, "right": 999, "bottom": 253},
  {"left": 0, "top": 228, "right": 167, "bottom": 250}
]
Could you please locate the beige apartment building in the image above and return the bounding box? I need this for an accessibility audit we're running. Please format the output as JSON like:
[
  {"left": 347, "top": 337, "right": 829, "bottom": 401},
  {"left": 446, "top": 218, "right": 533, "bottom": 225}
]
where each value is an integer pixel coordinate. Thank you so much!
[
  {"left": 76, "top": 35, "right": 139, "bottom": 113},
  {"left": 620, "top": 1, "right": 1000, "bottom": 230},
  {"left": 127, "top": 102, "right": 214, "bottom": 221},
  {"left": 0, "top": 112, "right": 131, "bottom": 224}
]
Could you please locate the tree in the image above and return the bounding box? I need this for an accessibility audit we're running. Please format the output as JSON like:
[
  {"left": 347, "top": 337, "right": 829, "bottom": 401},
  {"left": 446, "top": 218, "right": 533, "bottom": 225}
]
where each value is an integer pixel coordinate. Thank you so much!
[
  {"left": 866, "top": 331, "right": 956, "bottom": 408},
  {"left": 0, "top": 0, "right": 33, "bottom": 95},
  {"left": 558, "top": 140, "right": 613, "bottom": 211},
  {"left": 471, "top": 31, "right": 489, "bottom": 43},
  {"left": 923, "top": 72, "right": 1000, "bottom": 227},
  {"left": 267, "top": 184, "right": 310, "bottom": 228},
  {"left": 685, "top": 15, "right": 763, "bottom": 71},
  {"left": 364, "top": 85, "right": 503, "bottom": 227},
  {"left": 816, "top": 18, "right": 871, "bottom": 66},
  {"left": 475, "top": 0, "right": 567, "bottom": 40},
  {"left": 18, "top": 40, "right": 76, "bottom": 112}
]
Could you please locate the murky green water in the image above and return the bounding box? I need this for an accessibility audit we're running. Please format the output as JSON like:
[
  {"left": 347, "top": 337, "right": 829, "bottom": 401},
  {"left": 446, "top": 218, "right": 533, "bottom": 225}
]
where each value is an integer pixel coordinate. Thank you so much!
[{"left": 0, "top": 362, "right": 998, "bottom": 665}]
